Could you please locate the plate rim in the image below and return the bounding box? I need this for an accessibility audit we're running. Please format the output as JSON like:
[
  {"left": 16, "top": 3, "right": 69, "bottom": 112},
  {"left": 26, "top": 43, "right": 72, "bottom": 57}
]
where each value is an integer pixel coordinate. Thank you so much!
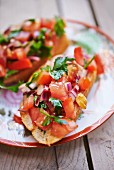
[{"left": 0, "top": 19, "right": 114, "bottom": 148}]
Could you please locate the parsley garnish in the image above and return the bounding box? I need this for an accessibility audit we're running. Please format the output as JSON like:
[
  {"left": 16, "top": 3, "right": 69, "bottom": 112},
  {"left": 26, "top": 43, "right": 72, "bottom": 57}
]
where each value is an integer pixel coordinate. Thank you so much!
[
  {"left": 0, "top": 81, "right": 23, "bottom": 92},
  {"left": 54, "top": 16, "right": 65, "bottom": 37},
  {"left": 5, "top": 70, "right": 18, "bottom": 79},
  {"left": 26, "top": 71, "right": 40, "bottom": 87},
  {"left": 27, "top": 29, "right": 52, "bottom": 57},
  {"left": 0, "top": 34, "right": 8, "bottom": 44},
  {"left": 38, "top": 101, "right": 47, "bottom": 109},
  {"left": 50, "top": 57, "right": 74, "bottom": 80},
  {"left": 8, "top": 29, "right": 21, "bottom": 40},
  {"left": 40, "top": 109, "right": 67, "bottom": 126},
  {"left": 49, "top": 97, "right": 62, "bottom": 115},
  {"left": 84, "top": 56, "right": 96, "bottom": 69},
  {"left": 42, "top": 116, "right": 51, "bottom": 126}
]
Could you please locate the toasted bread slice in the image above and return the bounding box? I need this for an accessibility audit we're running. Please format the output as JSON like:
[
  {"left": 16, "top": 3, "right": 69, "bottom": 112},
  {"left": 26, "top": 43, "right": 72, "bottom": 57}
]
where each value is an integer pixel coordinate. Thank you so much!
[{"left": 20, "top": 54, "right": 97, "bottom": 146}]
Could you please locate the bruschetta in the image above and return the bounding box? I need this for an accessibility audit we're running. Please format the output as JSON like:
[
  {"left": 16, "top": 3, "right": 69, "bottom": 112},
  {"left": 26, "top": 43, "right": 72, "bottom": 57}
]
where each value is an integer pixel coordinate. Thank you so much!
[
  {"left": 19, "top": 47, "right": 97, "bottom": 146},
  {"left": 0, "top": 17, "right": 69, "bottom": 90}
]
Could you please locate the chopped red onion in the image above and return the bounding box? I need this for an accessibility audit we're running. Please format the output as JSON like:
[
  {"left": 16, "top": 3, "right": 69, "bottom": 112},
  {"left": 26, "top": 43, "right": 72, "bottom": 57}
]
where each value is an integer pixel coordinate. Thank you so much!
[
  {"left": 41, "top": 89, "right": 51, "bottom": 101},
  {"left": 65, "top": 82, "right": 72, "bottom": 92},
  {"left": 73, "top": 85, "right": 79, "bottom": 92},
  {"left": 29, "top": 56, "right": 40, "bottom": 61},
  {"left": 37, "top": 85, "right": 44, "bottom": 95},
  {"left": 29, "top": 82, "right": 37, "bottom": 89},
  {"left": 23, "top": 90, "right": 36, "bottom": 96},
  {"left": 84, "top": 54, "right": 89, "bottom": 59},
  {"left": 19, "top": 83, "right": 30, "bottom": 93},
  {"left": 69, "top": 89, "right": 77, "bottom": 101}
]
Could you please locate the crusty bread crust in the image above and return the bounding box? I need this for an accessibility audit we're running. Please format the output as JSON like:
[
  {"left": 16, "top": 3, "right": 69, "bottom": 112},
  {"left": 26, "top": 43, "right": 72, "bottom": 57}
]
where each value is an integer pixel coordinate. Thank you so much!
[
  {"left": 4, "top": 34, "right": 69, "bottom": 85},
  {"left": 20, "top": 57, "right": 97, "bottom": 146}
]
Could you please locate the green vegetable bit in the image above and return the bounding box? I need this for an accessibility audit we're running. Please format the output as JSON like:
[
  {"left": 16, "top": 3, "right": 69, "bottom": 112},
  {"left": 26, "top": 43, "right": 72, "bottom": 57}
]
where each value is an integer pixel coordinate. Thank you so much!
[
  {"left": 38, "top": 101, "right": 47, "bottom": 109},
  {"left": 5, "top": 70, "right": 18, "bottom": 79},
  {"left": 54, "top": 16, "right": 65, "bottom": 37},
  {"left": 0, "top": 34, "right": 8, "bottom": 44},
  {"left": 0, "top": 81, "right": 23, "bottom": 92},
  {"left": 84, "top": 56, "right": 96, "bottom": 69}
]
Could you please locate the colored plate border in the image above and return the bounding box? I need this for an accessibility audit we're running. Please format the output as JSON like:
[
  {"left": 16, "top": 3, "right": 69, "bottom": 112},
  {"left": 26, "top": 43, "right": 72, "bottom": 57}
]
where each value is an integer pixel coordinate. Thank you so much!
[{"left": 0, "top": 19, "right": 114, "bottom": 148}]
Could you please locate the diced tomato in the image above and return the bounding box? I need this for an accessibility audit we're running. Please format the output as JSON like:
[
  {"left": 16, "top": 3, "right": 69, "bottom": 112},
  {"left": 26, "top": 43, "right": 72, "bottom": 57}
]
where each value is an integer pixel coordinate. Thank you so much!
[
  {"left": 16, "top": 31, "right": 31, "bottom": 42},
  {"left": 12, "top": 48, "right": 26, "bottom": 60},
  {"left": 7, "top": 58, "right": 32, "bottom": 70},
  {"left": 45, "top": 40, "right": 53, "bottom": 47},
  {"left": 51, "top": 119, "right": 77, "bottom": 138},
  {"left": 74, "top": 47, "right": 84, "bottom": 66},
  {"left": 49, "top": 82, "right": 68, "bottom": 101},
  {"left": 40, "top": 18, "right": 55, "bottom": 29},
  {"left": 0, "top": 64, "right": 6, "bottom": 77},
  {"left": 63, "top": 97, "right": 75, "bottom": 120},
  {"left": 13, "top": 115, "right": 22, "bottom": 125},
  {"left": 0, "top": 46, "right": 6, "bottom": 67},
  {"left": 87, "top": 60, "right": 97, "bottom": 72},
  {"left": 22, "top": 21, "right": 40, "bottom": 32},
  {"left": 78, "top": 77, "right": 91, "bottom": 91},
  {"left": 37, "top": 71, "right": 52, "bottom": 85},
  {"left": 94, "top": 54, "right": 104, "bottom": 75},
  {"left": 29, "top": 107, "right": 43, "bottom": 122},
  {"left": 22, "top": 95, "right": 34, "bottom": 111}
]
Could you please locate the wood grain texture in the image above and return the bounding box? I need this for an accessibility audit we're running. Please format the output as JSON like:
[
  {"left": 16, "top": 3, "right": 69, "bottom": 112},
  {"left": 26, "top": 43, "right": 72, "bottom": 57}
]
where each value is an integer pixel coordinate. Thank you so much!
[
  {"left": 91, "top": 0, "right": 114, "bottom": 38},
  {"left": 0, "top": 144, "right": 57, "bottom": 170},
  {"left": 56, "top": 139, "right": 88, "bottom": 170},
  {"left": 59, "top": 0, "right": 95, "bottom": 24}
]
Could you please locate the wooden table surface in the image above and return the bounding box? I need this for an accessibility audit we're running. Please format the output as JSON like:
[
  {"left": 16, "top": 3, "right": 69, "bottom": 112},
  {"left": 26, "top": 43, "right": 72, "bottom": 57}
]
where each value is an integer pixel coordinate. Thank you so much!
[{"left": 0, "top": 0, "right": 114, "bottom": 169}]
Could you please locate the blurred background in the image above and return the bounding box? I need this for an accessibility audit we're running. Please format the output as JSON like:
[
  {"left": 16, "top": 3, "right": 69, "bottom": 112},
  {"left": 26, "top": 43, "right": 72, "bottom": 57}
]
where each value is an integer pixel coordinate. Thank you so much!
[{"left": 0, "top": 0, "right": 114, "bottom": 38}]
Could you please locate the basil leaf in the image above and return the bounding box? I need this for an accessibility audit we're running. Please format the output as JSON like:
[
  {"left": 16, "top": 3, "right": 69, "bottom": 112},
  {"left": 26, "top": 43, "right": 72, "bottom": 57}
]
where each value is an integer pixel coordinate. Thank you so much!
[
  {"left": 54, "top": 16, "right": 65, "bottom": 37},
  {"left": 8, "top": 29, "right": 21, "bottom": 40},
  {"left": 5, "top": 70, "right": 18, "bottom": 79},
  {"left": 84, "top": 56, "right": 96, "bottom": 69},
  {"left": 0, "top": 34, "right": 8, "bottom": 44},
  {"left": 0, "top": 81, "right": 23, "bottom": 92},
  {"left": 38, "top": 101, "right": 47, "bottom": 109},
  {"left": 42, "top": 117, "right": 51, "bottom": 126}
]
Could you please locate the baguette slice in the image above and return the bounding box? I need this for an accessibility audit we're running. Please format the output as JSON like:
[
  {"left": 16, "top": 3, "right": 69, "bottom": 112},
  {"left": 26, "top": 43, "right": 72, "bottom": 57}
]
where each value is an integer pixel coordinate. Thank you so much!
[{"left": 20, "top": 53, "right": 97, "bottom": 146}]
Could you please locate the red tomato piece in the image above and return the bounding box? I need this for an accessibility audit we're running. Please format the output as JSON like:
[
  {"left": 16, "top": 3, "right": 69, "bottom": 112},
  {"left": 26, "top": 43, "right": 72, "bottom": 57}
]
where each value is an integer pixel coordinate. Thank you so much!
[
  {"left": 78, "top": 77, "right": 91, "bottom": 91},
  {"left": 29, "top": 107, "right": 43, "bottom": 122},
  {"left": 51, "top": 119, "right": 77, "bottom": 138},
  {"left": 63, "top": 97, "right": 76, "bottom": 120},
  {"left": 16, "top": 31, "right": 31, "bottom": 42},
  {"left": 13, "top": 115, "right": 22, "bottom": 125},
  {"left": 74, "top": 47, "right": 84, "bottom": 66},
  {"left": 7, "top": 58, "right": 32, "bottom": 70},
  {"left": 0, "top": 64, "right": 6, "bottom": 77},
  {"left": 95, "top": 54, "right": 104, "bottom": 75},
  {"left": 0, "top": 46, "right": 6, "bottom": 67},
  {"left": 40, "top": 18, "right": 55, "bottom": 29},
  {"left": 12, "top": 48, "right": 26, "bottom": 60},
  {"left": 37, "top": 71, "right": 52, "bottom": 85},
  {"left": 49, "top": 82, "right": 68, "bottom": 101},
  {"left": 87, "top": 60, "right": 97, "bottom": 72},
  {"left": 22, "top": 95, "right": 34, "bottom": 111}
]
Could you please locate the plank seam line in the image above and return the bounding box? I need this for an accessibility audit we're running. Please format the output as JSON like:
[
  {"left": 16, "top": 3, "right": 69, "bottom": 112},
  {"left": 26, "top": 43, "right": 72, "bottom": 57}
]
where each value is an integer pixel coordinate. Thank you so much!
[
  {"left": 88, "top": 0, "right": 99, "bottom": 26},
  {"left": 83, "top": 136, "right": 94, "bottom": 170},
  {"left": 54, "top": 146, "right": 59, "bottom": 170}
]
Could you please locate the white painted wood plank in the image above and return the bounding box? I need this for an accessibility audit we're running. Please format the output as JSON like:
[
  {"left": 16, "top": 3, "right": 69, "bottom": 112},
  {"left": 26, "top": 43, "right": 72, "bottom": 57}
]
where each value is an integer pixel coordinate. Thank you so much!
[{"left": 60, "top": 0, "right": 95, "bottom": 24}]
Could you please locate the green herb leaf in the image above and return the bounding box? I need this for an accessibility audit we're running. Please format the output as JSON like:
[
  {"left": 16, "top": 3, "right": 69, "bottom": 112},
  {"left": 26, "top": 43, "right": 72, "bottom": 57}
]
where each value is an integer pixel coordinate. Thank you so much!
[
  {"left": 50, "top": 57, "right": 74, "bottom": 80},
  {"left": 0, "top": 81, "right": 23, "bottom": 92},
  {"left": 5, "top": 70, "right": 18, "bottom": 79},
  {"left": 54, "top": 117, "right": 67, "bottom": 125},
  {"left": 84, "top": 56, "right": 96, "bottom": 69},
  {"left": 0, "top": 34, "right": 8, "bottom": 44},
  {"left": 38, "top": 101, "right": 47, "bottom": 109},
  {"left": 49, "top": 97, "right": 62, "bottom": 108},
  {"left": 8, "top": 29, "right": 21, "bottom": 40},
  {"left": 42, "top": 116, "right": 51, "bottom": 126},
  {"left": 27, "top": 18, "right": 35, "bottom": 22},
  {"left": 41, "top": 65, "right": 51, "bottom": 72},
  {"left": 26, "top": 71, "right": 40, "bottom": 87},
  {"left": 54, "top": 16, "right": 65, "bottom": 37}
]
